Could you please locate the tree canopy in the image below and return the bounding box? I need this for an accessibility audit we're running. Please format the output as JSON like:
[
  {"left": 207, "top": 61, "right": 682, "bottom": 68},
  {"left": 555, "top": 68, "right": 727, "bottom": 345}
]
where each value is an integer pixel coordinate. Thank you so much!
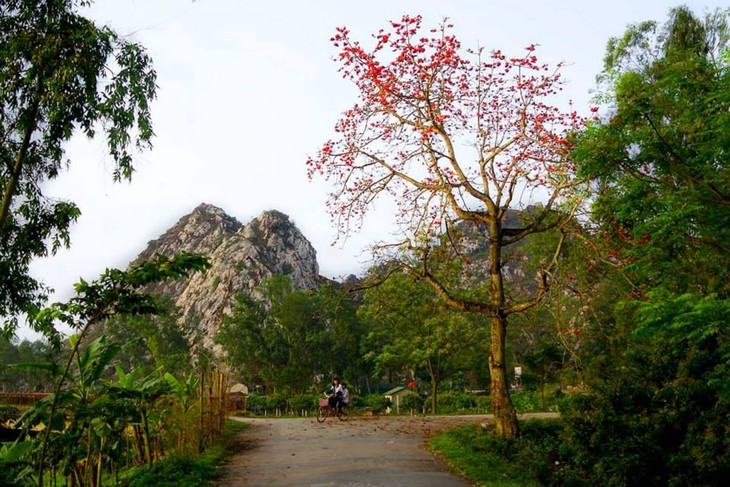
[
  {"left": 361, "top": 269, "right": 487, "bottom": 413},
  {"left": 0, "top": 0, "right": 157, "bottom": 337},
  {"left": 575, "top": 5, "right": 730, "bottom": 296},
  {"left": 560, "top": 7, "right": 730, "bottom": 484}
]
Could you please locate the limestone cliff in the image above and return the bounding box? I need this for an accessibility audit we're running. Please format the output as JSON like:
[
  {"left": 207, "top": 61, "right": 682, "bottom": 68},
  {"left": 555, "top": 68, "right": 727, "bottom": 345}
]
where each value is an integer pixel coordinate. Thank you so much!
[{"left": 132, "top": 203, "right": 321, "bottom": 345}]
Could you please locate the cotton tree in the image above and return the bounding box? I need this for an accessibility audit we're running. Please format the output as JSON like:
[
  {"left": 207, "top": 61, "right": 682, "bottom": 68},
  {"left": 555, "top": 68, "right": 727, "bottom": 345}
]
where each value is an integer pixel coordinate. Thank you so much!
[{"left": 308, "top": 15, "right": 587, "bottom": 436}]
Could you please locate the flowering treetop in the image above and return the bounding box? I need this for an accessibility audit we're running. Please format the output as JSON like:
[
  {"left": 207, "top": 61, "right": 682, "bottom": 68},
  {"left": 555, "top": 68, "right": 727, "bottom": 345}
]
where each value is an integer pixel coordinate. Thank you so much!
[{"left": 307, "top": 15, "right": 587, "bottom": 243}]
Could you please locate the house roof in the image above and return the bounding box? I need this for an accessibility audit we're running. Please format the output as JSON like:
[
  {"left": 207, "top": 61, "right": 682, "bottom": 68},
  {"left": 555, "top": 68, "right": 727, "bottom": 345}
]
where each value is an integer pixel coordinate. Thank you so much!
[
  {"left": 383, "top": 386, "right": 408, "bottom": 396},
  {"left": 228, "top": 383, "right": 249, "bottom": 394}
]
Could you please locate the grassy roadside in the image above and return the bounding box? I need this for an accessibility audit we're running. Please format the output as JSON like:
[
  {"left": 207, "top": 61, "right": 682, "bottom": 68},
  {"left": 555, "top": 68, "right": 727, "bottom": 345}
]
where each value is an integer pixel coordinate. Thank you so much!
[
  {"left": 428, "top": 419, "right": 571, "bottom": 487},
  {"left": 120, "top": 419, "right": 249, "bottom": 487}
]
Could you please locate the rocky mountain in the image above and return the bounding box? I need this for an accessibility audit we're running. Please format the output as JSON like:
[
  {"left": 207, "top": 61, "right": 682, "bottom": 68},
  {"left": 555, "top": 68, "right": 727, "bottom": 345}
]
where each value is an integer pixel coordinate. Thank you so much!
[
  {"left": 129, "top": 204, "right": 543, "bottom": 349},
  {"left": 132, "top": 203, "right": 322, "bottom": 345}
]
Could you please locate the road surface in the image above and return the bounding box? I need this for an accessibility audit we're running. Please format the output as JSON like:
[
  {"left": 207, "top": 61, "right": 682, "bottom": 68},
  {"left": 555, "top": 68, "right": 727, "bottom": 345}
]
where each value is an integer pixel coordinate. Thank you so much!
[{"left": 216, "top": 414, "right": 483, "bottom": 486}]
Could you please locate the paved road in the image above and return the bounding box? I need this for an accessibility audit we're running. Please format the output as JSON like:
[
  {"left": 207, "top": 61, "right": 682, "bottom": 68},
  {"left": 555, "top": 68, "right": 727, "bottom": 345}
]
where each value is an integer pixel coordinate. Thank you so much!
[{"left": 216, "top": 414, "right": 484, "bottom": 486}]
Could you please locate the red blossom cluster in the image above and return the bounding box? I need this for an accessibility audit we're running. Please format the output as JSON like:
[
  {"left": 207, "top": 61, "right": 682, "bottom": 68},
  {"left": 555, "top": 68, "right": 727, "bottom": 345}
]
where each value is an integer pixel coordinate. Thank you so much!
[{"left": 306, "top": 15, "right": 588, "bottom": 239}]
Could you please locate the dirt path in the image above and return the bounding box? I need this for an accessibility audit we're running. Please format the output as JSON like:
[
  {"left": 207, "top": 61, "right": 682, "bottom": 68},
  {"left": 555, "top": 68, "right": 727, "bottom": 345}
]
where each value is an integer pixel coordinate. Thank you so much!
[{"left": 216, "top": 414, "right": 484, "bottom": 486}]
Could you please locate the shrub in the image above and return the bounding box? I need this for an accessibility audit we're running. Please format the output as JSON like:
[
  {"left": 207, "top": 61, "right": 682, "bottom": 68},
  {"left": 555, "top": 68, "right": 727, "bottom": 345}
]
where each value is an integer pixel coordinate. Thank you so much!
[
  {"left": 429, "top": 419, "right": 581, "bottom": 487},
  {"left": 122, "top": 420, "right": 247, "bottom": 486},
  {"left": 437, "top": 391, "right": 475, "bottom": 413},
  {"left": 287, "top": 394, "right": 318, "bottom": 413},
  {"left": 400, "top": 393, "right": 424, "bottom": 413},
  {"left": 247, "top": 394, "right": 266, "bottom": 413},
  {"left": 263, "top": 394, "right": 287, "bottom": 412},
  {"left": 510, "top": 390, "right": 542, "bottom": 413},
  {"left": 347, "top": 394, "right": 364, "bottom": 408},
  {"left": 124, "top": 456, "right": 218, "bottom": 487},
  {"left": 474, "top": 395, "right": 491, "bottom": 413},
  {"left": 361, "top": 394, "right": 391, "bottom": 413},
  {"left": 558, "top": 293, "right": 730, "bottom": 486}
]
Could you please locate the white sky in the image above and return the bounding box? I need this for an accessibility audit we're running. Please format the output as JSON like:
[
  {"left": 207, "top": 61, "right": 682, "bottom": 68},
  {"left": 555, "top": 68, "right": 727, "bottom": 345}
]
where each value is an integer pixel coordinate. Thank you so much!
[{"left": 23, "top": 0, "right": 725, "bottom": 338}]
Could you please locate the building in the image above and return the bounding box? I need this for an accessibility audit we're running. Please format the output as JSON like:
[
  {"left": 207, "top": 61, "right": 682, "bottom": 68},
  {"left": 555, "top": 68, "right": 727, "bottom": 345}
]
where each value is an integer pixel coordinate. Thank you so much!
[{"left": 383, "top": 386, "right": 416, "bottom": 414}]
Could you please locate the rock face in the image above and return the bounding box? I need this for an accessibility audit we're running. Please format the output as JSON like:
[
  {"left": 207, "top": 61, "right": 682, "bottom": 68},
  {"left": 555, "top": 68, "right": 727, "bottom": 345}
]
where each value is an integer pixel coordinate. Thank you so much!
[{"left": 132, "top": 204, "right": 321, "bottom": 345}]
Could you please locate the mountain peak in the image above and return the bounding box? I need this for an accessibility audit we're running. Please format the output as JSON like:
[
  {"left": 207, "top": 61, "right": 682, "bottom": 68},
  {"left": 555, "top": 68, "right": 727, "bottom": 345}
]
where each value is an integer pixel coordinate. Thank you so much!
[{"left": 131, "top": 205, "right": 321, "bottom": 347}]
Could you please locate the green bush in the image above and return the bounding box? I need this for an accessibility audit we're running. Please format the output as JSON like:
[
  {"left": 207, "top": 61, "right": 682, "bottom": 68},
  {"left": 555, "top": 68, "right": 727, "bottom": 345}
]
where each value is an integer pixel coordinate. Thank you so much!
[
  {"left": 436, "top": 391, "right": 475, "bottom": 413},
  {"left": 247, "top": 393, "right": 288, "bottom": 414},
  {"left": 429, "top": 419, "right": 582, "bottom": 487},
  {"left": 558, "top": 293, "right": 730, "bottom": 486},
  {"left": 247, "top": 394, "right": 265, "bottom": 413},
  {"left": 510, "top": 390, "right": 542, "bottom": 413},
  {"left": 263, "top": 393, "right": 287, "bottom": 411},
  {"left": 347, "top": 394, "right": 364, "bottom": 408},
  {"left": 400, "top": 393, "right": 424, "bottom": 413},
  {"left": 124, "top": 456, "right": 218, "bottom": 487},
  {"left": 361, "top": 394, "right": 391, "bottom": 413},
  {"left": 474, "top": 395, "right": 491, "bottom": 413},
  {"left": 287, "top": 394, "right": 318, "bottom": 413},
  {"left": 123, "top": 420, "right": 247, "bottom": 487}
]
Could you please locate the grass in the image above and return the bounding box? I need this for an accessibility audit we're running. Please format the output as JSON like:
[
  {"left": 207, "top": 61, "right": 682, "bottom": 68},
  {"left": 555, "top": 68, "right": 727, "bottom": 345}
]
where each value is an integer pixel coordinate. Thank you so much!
[
  {"left": 121, "top": 419, "right": 248, "bottom": 487},
  {"left": 428, "top": 419, "right": 573, "bottom": 487}
]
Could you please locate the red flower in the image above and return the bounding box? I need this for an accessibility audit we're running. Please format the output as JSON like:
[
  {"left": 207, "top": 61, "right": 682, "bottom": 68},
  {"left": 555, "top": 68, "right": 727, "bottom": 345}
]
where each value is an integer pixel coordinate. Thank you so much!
[{"left": 408, "top": 381, "right": 415, "bottom": 388}]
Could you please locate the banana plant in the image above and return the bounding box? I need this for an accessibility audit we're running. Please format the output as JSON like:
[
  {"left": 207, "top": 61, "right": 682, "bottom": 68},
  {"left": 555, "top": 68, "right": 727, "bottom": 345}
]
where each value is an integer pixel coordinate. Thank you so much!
[
  {"left": 0, "top": 440, "right": 35, "bottom": 486},
  {"left": 163, "top": 372, "right": 200, "bottom": 454},
  {"left": 106, "top": 365, "right": 171, "bottom": 466},
  {"left": 20, "top": 253, "right": 210, "bottom": 486}
]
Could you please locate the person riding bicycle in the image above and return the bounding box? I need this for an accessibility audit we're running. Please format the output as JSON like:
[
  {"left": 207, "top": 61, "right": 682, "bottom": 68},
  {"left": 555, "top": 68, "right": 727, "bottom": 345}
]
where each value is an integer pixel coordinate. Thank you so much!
[
  {"left": 339, "top": 383, "right": 350, "bottom": 412},
  {"left": 326, "top": 378, "right": 343, "bottom": 411}
]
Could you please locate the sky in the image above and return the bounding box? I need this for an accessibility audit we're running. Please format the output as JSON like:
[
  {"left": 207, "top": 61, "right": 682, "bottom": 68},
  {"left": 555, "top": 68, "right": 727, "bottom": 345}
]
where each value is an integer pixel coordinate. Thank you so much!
[{"left": 22, "top": 0, "right": 725, "bottom": 338}]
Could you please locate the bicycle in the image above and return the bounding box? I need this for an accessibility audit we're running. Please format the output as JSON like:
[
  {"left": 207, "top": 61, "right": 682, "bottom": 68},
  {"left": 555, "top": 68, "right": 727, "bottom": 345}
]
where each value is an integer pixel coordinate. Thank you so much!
[{"left": 316, "top": 397, "right": 349, "bottom": 422}]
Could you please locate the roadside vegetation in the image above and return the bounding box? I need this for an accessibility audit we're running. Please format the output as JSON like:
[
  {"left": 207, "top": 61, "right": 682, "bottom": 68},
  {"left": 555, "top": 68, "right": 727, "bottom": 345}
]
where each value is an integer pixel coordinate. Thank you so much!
[
  {"left": 429, "top": 420, "right": 564, "bottom": 487},
  {"left": 121, "top": 419, "right": 247, "bottom": 487}
]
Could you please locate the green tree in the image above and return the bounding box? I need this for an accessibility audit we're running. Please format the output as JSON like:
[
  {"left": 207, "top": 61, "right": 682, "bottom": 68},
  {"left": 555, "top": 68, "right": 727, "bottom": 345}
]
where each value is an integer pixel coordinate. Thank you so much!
[
  {"left": 216, "top": 276, "right": 372, "bottom": 395},
  {"left": 216, "top": 276, "right": 327, "bottom": 394},
  {"left": 575, "top": 6, "right": 730, "bottom": 296},
  {"left": 561, "top": 7, "right": 730, "bottom": 485},
  {"left": 1, "top": 0, "right": 157, "bottom": 336},
  {"left": 0, "top": 335, "right": 22, "bottom": 390},
  {"left": 311, "top": 281, "right": 372, "bottom": 387},
  {"left": 561, "top": 293, "right": 730, "bottom": 486},
  {"left": 101, "top": 298, "right": 195, "bottom": 379},
  {"left": 0, "top": 336, "right": 61, "bottom": 391},
  {"left": 262, "top": 275, "right": 328, "bottom": 393},
  {"left": 215, "top": 293, "right": 273, "bottom": 389},
  {"left": 361, "top": 270, "right": 487, "bottom": 413}
]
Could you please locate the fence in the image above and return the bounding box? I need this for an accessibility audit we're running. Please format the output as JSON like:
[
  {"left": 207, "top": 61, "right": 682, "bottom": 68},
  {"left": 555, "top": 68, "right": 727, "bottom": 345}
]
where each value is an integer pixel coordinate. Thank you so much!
[{"left": 0, "top": 392, "right": 51, "bottom": 406}]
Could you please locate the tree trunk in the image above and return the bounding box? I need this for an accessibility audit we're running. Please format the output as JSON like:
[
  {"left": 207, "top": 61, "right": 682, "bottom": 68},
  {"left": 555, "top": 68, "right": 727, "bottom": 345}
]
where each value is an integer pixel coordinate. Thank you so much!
[
  {"left": 489, "top": 313, "right": 518, "bottom": 436},
  {"left": 140, "top": 409, "right": 153, "bottom": 467},
  {"left": 488, "top": 219, "right": 519, "bottom": 437},
  {"left": 0, "top": 82, "right": 41, "bottom": 232},
  {"left": 430, "top": 375, "right": 438, "bottom": 414}
]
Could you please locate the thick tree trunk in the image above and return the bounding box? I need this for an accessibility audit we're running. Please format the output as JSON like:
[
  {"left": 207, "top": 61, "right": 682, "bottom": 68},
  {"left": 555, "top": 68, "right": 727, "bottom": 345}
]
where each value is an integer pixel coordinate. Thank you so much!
[
  {"left": 489, "top": 313, "right": 519, "bottom": 436},
  {"left": 488, "top": 218, "right": 519, "bottom": 437}
]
